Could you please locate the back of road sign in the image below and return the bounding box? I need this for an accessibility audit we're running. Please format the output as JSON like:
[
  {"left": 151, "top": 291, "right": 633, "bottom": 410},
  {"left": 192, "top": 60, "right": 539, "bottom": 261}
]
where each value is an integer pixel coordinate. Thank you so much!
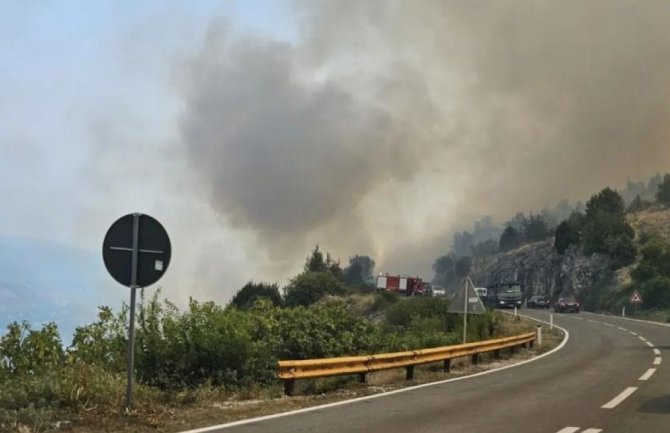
[
  {"left": 448, "top": 280, "right": 487, "bottom": 314},
  {"left": 102, "top": 213, "right": 171, "bottom": 288}
]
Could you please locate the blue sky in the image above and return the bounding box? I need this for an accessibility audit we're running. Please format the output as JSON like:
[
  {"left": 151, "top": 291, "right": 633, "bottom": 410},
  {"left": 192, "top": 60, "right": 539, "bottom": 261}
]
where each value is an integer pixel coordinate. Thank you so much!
[{"left": 0, "top": 0, "right": 298, "bottom": 340}]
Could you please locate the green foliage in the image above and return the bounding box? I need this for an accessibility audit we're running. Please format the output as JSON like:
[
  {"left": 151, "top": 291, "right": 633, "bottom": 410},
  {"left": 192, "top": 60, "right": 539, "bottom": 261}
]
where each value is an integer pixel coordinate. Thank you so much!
[
  {"left": 523, "top": 213, "right": 550, "bottom": 242},
  {"left": 272, "top": 302, "right": 383, "bottom": 359},
  {"left": 343, "top": 255, "right": 375, "bottom": 287},
  {"left": 304, "top": 245, "right": 342, "bottom": 278},
  {"left": 70, "top": 305, "right": 127, "bottom": 372},
  {"left": 605, "top": 234, "right": 637, "bottom": 269},
  {"left": 627, "top": 194, "right": 651, "bottom": 213},
  {"left": 229, "top": 281, "right": 282, "bottom": 310},
  {"left": 136, "top": 296, "right": 256, "bottom": 388},
  {"left": 471, "top": 239, "right": 497, "bottom": 261},
  {"left": 582, "top": 188, "right": 635, "bottom": 259},
  {"left": 0, "top": 321, "right": 64, "bottom": 377},
  {"left": 656, "top": 173, "right": 670, "bottom": 205},
  {"left": 305, "top": 245, "right": 326, "bottom": 272},
  {"left": 0, "top": 360, "right": 161, "bottom": 428},
  {"left": 371, "top": 290, "right": 398, "bottom": 311},
  {"left": 554, "top": 217, "right": 580, "bottom": 255},
  {"left": 630, "top": 238, "right": 670, "bottom": 308},
  {"left": 283, "top": 271, "right": 345, "bottom": 307},
  {"left": 432, "top": 254, "right": 456, "bottom": 288},
  {"left": 499, "top": 226, "right": 522, "bottom": 252}
]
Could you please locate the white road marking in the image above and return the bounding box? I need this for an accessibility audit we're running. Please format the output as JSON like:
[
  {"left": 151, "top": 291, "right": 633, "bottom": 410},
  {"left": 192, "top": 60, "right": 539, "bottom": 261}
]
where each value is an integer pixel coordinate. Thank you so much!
[
  {"left": 178, "top": 313, "right": 571, "bottom": 433},
  {"left": 618, "top": 327, "right": 627, "bottom": 331},
  {"left": 573, "top": 317, "right": 583, "bottom": 320},
  {"left": 639, "top": 368, "right": 657, "bottom": 381},
  {"left": 603, "top": 322, "right": 615, "bottom": 327},
  {"left": 602, "top": 387, "right": 638, "bottom": 409},
  {"left": 646, "top": 341, "right": 655, "bottom": 348},
  {"left": 653, "top": 348, "right": 661, "bottom": 355},
  {"left": 654, "top": 357, "right": 662, "bottom": 365},
  {"left": 638, "top": 336, "right": 647, "bottom": 342},
  {"left": 588, "top": 319, "right": 599, "bottom": 323},
  {"left": 630, "top": 331, "right": 638, "bottom": 336},
  {"left": 556, "top": 428, "right": 602, "bottom": 433}
]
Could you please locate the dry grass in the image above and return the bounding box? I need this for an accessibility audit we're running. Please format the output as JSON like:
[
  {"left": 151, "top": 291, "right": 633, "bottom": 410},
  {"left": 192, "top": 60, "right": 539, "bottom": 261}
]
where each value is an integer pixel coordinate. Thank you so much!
[{"left": 628, "top": 207, "right": 670, "bottom": 243}]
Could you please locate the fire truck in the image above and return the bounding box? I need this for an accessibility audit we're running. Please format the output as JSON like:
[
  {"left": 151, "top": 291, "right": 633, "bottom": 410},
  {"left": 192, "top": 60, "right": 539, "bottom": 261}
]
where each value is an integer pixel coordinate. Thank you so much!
[{"left": 376, "top": 274, "right": 429, "bottom": 296}]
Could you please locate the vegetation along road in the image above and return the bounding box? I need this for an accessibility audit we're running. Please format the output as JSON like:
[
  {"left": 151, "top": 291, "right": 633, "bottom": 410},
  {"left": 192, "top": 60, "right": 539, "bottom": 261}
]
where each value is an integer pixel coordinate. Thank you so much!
[{"left": 184, "top": 309, "right": 669, "bottom": 433}]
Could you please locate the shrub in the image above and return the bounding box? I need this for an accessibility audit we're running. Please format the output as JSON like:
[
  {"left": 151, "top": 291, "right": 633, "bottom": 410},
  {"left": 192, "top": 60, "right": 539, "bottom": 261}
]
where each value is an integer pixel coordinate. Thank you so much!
[{"left": 283, "top": 271, "right": 345, "bottom": 307}]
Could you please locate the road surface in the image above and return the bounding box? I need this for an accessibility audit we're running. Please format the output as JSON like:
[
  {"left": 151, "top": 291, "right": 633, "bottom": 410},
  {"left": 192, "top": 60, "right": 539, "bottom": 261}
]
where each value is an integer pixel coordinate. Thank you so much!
[{"left": 186, "top": 309, "right": 669, "bottom": 433}]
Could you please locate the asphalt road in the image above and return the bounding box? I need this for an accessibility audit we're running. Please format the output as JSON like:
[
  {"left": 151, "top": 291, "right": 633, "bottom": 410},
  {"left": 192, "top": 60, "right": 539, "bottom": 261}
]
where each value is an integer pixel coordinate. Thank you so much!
[{"left": 187, "top": 309, "right": 669, "bottom": 433}]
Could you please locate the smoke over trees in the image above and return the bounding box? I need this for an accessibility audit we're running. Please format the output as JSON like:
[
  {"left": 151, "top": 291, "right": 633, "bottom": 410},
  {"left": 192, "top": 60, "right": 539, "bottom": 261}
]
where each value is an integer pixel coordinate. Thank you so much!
[{"left": 177, "top": 1, "right": 670, "bottom": 284}]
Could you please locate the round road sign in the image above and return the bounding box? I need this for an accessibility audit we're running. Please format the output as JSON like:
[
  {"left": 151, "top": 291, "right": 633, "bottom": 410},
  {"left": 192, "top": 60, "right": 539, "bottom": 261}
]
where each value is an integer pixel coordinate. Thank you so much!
[{"left": 102, "top": 213, "right": 171, "bottom": 287}]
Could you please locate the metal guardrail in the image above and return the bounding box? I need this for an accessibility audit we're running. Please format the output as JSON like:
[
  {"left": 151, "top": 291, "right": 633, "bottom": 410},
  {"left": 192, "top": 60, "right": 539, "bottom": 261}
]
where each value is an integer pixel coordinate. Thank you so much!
[{"left": 278, "top": 332, "right": 536, "bottom": 395}]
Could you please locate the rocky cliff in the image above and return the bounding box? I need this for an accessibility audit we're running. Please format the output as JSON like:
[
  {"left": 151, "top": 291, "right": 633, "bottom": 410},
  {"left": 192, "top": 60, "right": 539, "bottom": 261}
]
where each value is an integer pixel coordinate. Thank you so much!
[
  {"left": 470, "top": 239, "right": 610, "bottom": 300},
  {"left": 470, "top": 208, "right": 670, "bottom": 306}
]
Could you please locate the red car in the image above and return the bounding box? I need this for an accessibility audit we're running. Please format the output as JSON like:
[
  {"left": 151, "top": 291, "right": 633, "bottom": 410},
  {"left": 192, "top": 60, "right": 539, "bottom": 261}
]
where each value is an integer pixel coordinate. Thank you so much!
[{"left": 554, "top": 297, "right": 580, "bottom": 313}]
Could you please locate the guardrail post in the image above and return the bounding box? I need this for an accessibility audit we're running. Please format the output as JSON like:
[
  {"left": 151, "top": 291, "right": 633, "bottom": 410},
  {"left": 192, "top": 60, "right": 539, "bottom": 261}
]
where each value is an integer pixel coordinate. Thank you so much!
[
  {"left": 358, "top": 373, "right": 366, "bottom": 384},
  {"left": 472, "top": 353, "right": 479, "bottom": 365},
  {"left": 443, "top": 359, "right": 451, "bottom": 373},
  {"left": 283, "top": 379, "right": 295, "bottom": 396},
  {"left": 493, "top": 349, "right": 501, "bottom": 358},
  {"left": 406, "top": 365, "right": 415, "bottom": 381},
  {"left": 510, "top": 345, "right": 516, "bottom": 354}
]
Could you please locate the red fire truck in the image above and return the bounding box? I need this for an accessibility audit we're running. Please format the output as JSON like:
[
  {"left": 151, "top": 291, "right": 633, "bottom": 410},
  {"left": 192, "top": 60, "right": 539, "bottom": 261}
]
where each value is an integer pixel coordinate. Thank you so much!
[{"left": 376, "top": 274, "right": 428, "bottom": 296}]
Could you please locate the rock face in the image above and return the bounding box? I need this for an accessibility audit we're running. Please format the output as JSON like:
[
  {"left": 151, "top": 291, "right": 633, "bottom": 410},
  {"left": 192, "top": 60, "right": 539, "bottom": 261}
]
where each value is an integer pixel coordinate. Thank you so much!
[{"left": 470, "top": 239, "right": 610, "bottom": 300}]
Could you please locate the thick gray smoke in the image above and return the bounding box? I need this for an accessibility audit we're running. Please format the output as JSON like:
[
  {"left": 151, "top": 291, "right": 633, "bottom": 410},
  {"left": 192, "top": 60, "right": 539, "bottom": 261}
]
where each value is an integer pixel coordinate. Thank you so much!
[{"left": 179, "top": 1, "right": 670, "bottom": 276}]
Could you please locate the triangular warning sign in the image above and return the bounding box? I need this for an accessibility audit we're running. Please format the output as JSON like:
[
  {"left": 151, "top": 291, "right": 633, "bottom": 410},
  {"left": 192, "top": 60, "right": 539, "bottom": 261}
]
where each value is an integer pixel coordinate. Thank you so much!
[
  {"left": 448, "top": 277, "right": 487, "bottom": 315},
  {"left": 629, "top": 290, "right": 643, "bottom": 304}
]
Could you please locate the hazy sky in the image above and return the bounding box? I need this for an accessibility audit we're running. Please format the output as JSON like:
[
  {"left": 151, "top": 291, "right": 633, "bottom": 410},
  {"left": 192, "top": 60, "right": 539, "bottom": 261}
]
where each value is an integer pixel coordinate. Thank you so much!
[{"left": 2, "top": 1, "right": 669, "bottom": 323}]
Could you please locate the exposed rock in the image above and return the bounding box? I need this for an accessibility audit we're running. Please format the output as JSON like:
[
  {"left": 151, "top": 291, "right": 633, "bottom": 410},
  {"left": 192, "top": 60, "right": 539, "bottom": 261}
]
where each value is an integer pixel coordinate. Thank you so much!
[{"left": 470, "top": 239, "right": 610, "bottom": 299}]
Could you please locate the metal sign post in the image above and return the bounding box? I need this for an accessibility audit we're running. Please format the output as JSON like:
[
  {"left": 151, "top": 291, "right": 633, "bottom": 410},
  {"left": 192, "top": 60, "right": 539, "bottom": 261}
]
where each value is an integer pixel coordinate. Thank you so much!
[
  {"left": 447, "top": 277, "right": 487, "bottom": 344},
  {"left": 126, "top": 213, "right": 140, "bottom": 409},
  {"left": 629, "top": 290, "right": 643, "bottom": 317},
  {"left": 102, "top": 213, "right": 171, "bottom": 409},
  {"left": 463, "top": 278, "right": 468, "bottom": 344}
]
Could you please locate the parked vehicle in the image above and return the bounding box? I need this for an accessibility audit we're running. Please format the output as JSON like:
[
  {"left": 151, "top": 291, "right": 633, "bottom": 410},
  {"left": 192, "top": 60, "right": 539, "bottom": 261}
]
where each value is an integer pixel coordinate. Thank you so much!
[
  {"left": 527, "top": 295, "right": 550, "bottom": 309},
  {"left": 430, "top": 285, "right": 446, "bottom": 297},
  {"left": 474, "top": 287, "right": 488, "bottom": 299},
  {"left": 554, "top": 297, "right": 580, "bottom": 313},
  {"left": 376, "top": 274, "right": 427, "bottom": 296},
  {"left": 486, "top": 282, "right": 523, "bottom": 309}
]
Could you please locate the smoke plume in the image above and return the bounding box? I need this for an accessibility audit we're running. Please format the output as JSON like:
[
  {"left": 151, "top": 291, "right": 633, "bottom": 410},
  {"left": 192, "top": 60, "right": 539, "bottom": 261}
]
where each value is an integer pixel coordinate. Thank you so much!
[{"left": 179, "top": 1, "right": 670, "bottom": 277}]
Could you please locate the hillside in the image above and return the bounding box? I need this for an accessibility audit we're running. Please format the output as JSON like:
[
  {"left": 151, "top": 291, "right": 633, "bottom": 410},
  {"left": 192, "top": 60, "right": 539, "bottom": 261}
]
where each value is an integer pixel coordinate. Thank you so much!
[
  {"left": 628, "top": 207, "right": 670, "bottom": 243},
  {"left": 471, "top": 207, "right": 670, "bottom": 311}
]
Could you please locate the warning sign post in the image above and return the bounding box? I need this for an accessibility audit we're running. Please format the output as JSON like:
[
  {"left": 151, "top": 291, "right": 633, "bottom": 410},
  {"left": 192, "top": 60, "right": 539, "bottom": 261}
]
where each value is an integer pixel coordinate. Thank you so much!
[
  {"left": 629, "top": 290, "right": 643, "bottom": 304},
  {"left": 629, "top": 290, "right": 643, "bottom": 316}
]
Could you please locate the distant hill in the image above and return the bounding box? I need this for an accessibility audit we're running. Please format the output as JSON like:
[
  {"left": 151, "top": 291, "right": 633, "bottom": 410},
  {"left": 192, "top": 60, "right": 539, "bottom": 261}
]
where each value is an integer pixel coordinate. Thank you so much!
[
  {"left": 471, "top": 207, "right": 670, "bottom": 312},
  {"left": 0, "top": 236, "right": 120, "bottom": 344}
]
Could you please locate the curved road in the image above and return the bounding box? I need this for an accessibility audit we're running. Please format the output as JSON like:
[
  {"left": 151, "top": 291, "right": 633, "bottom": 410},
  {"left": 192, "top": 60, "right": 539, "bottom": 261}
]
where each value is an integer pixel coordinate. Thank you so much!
[{"left": 187, "top": 310, "right": 669, "bottom": 433}]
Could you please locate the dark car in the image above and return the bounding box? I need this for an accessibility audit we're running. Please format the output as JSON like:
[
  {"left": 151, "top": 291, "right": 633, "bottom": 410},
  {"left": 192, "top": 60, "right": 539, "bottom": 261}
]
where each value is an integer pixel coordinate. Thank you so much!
[
  {"left": 527, "top": 295, "right": 550, "bottom": 309},
  {"left": 554, "top": 297, "right": 580, "bottom": 313}
]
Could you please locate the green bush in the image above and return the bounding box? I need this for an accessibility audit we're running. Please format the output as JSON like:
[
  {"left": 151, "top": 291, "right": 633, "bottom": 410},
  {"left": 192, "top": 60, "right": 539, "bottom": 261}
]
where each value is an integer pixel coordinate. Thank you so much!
[{"left": 283, "top": 271, "right": 346, "bottom": 307}]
